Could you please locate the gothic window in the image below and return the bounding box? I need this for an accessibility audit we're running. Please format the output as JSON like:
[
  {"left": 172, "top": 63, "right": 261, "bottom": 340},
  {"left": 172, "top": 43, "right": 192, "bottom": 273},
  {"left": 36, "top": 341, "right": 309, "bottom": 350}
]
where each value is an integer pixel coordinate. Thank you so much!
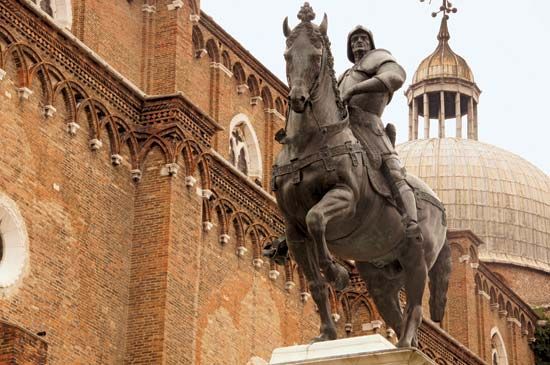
[
  {"left": 27, "top": 0, "right": 73, "bottom": 30},
  {"left": 490, "top": 327, "right": 509, "bottom": 365},
  {"left": 0, "top": 192, "right": 29, "bottom": 291},
  {"left": 229, "top": 114, "right": 262, "bottom": 181}
]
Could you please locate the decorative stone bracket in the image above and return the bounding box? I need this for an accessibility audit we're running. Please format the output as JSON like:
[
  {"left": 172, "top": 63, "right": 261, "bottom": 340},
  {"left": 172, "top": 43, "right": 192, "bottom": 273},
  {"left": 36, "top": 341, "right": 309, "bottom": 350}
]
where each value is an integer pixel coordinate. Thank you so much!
[
  {"left": 236, "top": 84, "right": 249, "bottom": 95},
  {"left": 185, "top": 176, "right": 197, "bottom": 187},
  {"left": 167, "top": 0, "right": 184, "bottom": 11},
  {"left": 111, "top": 154, "right": 123, "bottom": 166},
  {"left": 252, "top": 258, "right": 263, "bottom": 269},
  {"left": 300, "top": 292, "right": 311, "bottom": 303},
  {"left": 250, "top": 96, "right": 263, "bottom": 106},
  {"left": 161, "top": 162, "right": 179, "bottom": 177},
  {"left": 269, "top": 269, "right": 280, "bottom": 281},
  {"left": 219, "top": 234, "right": 230, "bottom": 245},
  {"left": 331, "top": 313, "right": 341, "bottom": 322},
  {"left": 189, "top": 14, "right": 200, "bottom": 23},
  {"left": 203, "top": 221, "right": 214, "bottom": 232},
  {"left": 284, "top": 281, "right": 295, "bottom": 291},
  {"left": 131, "top": 169, "right": 142, "bottom": 182},
  {"left": 43, "top": 105, "right": 56, "bottom": 118},
  {"left": 195, "top": 48, "right": 207, "bottom": 59},
  {"left": 16, "top": 87, "right": 33, "bottom": 100},
  {"left": 89, "top": 138, "right": 103, "bottom": 151},
  {"left": 236, "top": 245, "right": 247, "bottom": 257},
  {"left": 0, "top": 68, "right": 6, "bottom": 80},
  {"left": 142, "top": 4, "right": 156, "bottom": 13},
  {"left": 66, "top": 122, "right": 80, "bottom": 136},
  {"left": 210, "top": 62, "right": 233, "bottom": 78}
]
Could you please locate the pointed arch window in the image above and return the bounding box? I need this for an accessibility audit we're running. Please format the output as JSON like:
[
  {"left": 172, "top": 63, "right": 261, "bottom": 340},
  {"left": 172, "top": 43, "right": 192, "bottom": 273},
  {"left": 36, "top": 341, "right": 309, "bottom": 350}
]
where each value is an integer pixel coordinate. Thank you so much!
[
  {"left": 229, "top": 114, "right": 262, "bottom": 182},
  {"left": 27, "top": 0, "right": 73, "bottom": 30},
  {"left": 490, "top": 327, "right": 509, "bottom": 365}
]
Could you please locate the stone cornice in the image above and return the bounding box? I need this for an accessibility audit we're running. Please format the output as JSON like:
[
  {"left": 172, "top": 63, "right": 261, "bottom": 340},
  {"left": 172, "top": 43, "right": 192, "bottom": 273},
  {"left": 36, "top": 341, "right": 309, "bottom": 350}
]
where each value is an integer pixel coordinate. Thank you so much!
[
  {"left": 199, "top": 10, "right": 289, "bottom": 97},
  {"left": 447, "top": 229, "right": 484, "bottom": 247}
]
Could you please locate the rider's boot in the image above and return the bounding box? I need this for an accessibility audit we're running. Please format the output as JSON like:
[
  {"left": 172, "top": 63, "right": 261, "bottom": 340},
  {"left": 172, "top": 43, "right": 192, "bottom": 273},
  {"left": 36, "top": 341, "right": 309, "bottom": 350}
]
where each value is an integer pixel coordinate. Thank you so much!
[{"left": 396, "top": 181, "right": 423, "bottom": 242}]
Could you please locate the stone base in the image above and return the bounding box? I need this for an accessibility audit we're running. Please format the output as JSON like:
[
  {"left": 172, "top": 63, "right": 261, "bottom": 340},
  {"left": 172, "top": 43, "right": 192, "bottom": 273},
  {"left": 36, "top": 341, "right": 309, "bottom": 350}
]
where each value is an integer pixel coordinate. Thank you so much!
[{"left": 269, "top": 335, "right": 434, "bottom": 365}]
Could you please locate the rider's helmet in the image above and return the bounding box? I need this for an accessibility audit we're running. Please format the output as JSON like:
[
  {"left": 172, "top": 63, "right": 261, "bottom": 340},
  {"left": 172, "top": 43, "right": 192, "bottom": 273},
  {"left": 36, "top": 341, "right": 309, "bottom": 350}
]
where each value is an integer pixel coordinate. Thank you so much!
[{"left": 347, "top": 25, "right": 376, "bottom": 63}]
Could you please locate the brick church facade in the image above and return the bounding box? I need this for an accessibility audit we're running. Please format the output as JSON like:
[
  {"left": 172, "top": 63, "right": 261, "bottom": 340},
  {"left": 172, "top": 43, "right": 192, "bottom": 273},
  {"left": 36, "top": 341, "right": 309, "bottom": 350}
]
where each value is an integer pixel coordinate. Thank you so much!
[{"left": 0, "top": 1, "right": 543, "bottom": 364}]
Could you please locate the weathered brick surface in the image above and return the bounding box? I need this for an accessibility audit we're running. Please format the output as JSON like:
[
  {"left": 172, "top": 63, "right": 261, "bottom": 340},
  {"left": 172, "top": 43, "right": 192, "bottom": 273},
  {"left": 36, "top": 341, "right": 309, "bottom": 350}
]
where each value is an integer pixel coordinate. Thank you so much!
[{"left": 0, "top": 321, "right": 48, "bottom": 365}]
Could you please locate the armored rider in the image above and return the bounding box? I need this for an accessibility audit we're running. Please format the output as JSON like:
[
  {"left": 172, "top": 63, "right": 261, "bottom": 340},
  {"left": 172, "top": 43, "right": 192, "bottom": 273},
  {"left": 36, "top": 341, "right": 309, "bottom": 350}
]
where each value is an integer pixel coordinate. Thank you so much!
[{"left": 338, "top": 26, "right": 422, "bottom": 240}]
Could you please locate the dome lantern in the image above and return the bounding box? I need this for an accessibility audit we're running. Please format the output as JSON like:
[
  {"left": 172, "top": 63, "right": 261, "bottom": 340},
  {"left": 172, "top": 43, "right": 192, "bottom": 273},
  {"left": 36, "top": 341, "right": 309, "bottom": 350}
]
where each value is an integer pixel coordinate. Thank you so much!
[{"left": 405, "top": 5, "right": 481, "bottom": 141}]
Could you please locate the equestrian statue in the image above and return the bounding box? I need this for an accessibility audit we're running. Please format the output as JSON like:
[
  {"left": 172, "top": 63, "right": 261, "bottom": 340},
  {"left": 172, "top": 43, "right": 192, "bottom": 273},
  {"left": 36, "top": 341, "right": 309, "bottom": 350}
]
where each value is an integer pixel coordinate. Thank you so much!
[{"left": 267, "top": 3, "right": 451, "bottom": 348}]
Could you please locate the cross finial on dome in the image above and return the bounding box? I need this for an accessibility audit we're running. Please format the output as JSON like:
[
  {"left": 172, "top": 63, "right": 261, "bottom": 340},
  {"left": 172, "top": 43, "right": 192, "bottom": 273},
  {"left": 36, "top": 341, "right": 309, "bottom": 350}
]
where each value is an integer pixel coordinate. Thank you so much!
[
  {"left": 297, "top": 2, "right": 316, "bottom": 23},
  {"left": 419, "top": 0, "right": 458, "bottom": 20}
]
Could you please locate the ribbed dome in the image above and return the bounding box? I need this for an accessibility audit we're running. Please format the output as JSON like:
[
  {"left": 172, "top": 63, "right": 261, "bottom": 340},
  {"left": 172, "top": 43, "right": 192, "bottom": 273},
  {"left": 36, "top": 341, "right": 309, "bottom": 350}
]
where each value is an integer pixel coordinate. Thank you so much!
[
  {"left": 397, "top": 138, "right": 550, "bottom": 273},
  {"left": 412, "top": 16, "right": 474, "bottom": 84}
]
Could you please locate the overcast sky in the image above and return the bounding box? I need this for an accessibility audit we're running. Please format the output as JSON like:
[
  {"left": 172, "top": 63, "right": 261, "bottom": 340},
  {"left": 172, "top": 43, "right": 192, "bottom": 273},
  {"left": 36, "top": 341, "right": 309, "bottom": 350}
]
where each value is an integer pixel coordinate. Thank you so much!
[{"left": 202, "top": 1, "right": 549, "bottom": 174}]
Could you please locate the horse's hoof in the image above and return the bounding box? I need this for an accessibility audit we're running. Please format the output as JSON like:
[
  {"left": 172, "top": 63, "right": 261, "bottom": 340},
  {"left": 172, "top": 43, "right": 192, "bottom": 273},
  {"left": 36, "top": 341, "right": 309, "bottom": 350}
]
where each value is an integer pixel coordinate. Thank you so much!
[
  {"left": 396, "top": 339, "right": 412, "bottom": 348},
  {"left": 310, "top": 333, "right": 336, "bottom": 343}
]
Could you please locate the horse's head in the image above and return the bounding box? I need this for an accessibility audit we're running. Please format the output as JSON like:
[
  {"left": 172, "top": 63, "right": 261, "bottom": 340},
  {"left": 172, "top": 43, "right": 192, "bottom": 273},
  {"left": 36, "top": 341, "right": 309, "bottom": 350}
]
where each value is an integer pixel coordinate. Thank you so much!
[{"left": 283, "top": 3, "right": 328, "bottom": 113}]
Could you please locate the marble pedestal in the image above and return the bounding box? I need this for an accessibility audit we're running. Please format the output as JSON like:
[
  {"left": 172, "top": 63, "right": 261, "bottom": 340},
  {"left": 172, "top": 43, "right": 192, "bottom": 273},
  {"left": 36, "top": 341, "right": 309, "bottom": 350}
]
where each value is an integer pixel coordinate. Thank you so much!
[{"left": 269, "top": 335, "right": 434, "bottom": 365}]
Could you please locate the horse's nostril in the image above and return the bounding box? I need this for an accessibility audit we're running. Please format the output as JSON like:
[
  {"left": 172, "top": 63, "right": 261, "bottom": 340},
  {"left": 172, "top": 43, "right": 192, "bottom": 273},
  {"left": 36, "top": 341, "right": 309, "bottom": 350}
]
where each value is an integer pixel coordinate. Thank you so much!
[{"left": 300, "top": 96, "right": 306, "bottom": 102}]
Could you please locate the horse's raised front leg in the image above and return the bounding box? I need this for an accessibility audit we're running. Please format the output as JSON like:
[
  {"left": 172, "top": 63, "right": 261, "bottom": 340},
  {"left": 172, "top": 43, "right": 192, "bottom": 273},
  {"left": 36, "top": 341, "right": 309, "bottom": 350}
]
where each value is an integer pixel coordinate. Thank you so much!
[
  {"left": 305, "top": 184, "right": 354, "bottom": 291},
  {"left": 287, "top": 237, "right": 337, "bottom": 342},
  {"left": 397, "top": 238, "right": 427, "bottom": 348}
]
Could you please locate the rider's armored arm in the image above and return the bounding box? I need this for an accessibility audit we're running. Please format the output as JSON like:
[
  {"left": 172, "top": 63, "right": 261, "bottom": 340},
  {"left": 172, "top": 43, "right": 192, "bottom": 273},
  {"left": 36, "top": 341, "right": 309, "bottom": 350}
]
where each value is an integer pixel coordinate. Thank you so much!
[{"left": 348, "top": 62, "right": 406, "bottom": 96}]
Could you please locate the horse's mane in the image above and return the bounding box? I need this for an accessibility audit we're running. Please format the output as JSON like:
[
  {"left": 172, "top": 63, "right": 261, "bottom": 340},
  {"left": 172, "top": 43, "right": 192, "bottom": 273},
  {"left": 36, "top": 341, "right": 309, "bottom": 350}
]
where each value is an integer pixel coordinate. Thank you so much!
[{"left": 287, "top": 22, "right": 347, "bottom": 119}]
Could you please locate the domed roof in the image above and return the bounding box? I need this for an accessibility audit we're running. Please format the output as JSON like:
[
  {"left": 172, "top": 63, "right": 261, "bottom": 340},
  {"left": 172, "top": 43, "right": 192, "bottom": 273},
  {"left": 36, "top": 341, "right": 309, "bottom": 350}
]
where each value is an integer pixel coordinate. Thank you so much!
[
  {"left": 412, "top": 16, "right": 474, "bottom": 84},
  {"left": 397, "top": 138, "right": 550, "bottom": 273}
]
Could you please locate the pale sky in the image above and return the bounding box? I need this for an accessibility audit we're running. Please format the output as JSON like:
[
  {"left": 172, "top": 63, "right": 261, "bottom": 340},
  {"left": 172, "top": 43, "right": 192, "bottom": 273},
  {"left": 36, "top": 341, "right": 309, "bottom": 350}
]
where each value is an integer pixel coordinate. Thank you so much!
[{"left": 202, "top": 1, "right": 550, "bottom": 174}]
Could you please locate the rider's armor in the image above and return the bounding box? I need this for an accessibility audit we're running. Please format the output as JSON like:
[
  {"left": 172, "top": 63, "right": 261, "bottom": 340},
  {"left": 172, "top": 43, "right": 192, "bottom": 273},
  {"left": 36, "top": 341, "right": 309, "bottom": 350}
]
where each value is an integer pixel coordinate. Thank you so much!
[{"left": 338, "top": 26, "right": 422, "bottom": 240}]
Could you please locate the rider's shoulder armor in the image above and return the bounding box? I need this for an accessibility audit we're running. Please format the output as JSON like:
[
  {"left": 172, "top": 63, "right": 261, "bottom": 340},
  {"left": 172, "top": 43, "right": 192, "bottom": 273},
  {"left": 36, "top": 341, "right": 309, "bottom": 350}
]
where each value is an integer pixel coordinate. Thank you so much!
[{"left": 355, "top": 49, "right": 396, "bottom": 76}]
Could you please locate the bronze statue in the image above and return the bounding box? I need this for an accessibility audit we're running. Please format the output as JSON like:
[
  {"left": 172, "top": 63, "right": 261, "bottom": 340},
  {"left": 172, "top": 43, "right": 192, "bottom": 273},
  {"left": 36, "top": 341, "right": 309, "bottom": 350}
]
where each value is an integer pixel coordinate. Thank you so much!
[
  {"left": 339, "top": 26, "right": 422, "bottom": 241},
  {"left": 270, "top": 3, "right": 451, "bottom": 348}
]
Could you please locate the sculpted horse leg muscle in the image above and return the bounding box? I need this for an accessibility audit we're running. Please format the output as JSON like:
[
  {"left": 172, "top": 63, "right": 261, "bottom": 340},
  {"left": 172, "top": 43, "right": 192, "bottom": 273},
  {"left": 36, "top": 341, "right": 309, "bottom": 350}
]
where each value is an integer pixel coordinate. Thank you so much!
[{"left": 272, "top": 3, "right": 450, "bottom": 348}]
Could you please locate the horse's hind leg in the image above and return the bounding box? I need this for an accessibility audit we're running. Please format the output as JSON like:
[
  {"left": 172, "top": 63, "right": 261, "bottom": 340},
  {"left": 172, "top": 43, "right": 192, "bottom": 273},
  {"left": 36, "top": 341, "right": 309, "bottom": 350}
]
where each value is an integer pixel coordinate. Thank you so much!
[
  {"left": 287, "top": 238, "right": 337, "bottom": 342},
  {"left": 398, "top": 238, "right": 427, "bottom": 348},
  {"left": 306, "top": 185, "right": 354, "bottom": 291},
  {"left": 429, "top": 239, "right": 451, "bottom": 323},
  {"left": 356, "top": 261, "right": 404, "bottom": 338}
]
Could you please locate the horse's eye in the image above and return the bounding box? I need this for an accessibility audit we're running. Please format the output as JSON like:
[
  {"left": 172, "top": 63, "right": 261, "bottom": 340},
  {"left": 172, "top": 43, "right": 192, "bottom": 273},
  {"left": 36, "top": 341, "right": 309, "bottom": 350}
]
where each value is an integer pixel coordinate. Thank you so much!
[{"left": 284, "top": 53, "right": 291, "bottom": 61}]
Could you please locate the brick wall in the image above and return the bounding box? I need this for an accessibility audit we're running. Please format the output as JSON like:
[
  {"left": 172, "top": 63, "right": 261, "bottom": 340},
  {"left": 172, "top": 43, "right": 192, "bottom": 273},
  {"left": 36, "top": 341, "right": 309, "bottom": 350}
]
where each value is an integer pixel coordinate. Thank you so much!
[{"left": 0, "top": 321, "right": 48, "bottom": 364}]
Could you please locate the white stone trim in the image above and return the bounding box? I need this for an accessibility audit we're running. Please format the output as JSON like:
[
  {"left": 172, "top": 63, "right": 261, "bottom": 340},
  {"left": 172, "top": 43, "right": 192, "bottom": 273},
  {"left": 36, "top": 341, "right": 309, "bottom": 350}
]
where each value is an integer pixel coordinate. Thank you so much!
[
  {"left": 219, "top": 234, "right": 230, "bottom": 245},
  {"left": 236, "top": 245, "right": 248, "bottom": 257},
  {"left": 66, "top": 122, "right": 80, "bottom": 136},
  {"left": 195, "top": 48, "right": 207, "bottom": 59},
  {"left": 189, "top": 14, "right": 200, "bottom": 23},
  {"left": 250, "top": 96, "right": 263, "bottom": 106},
  {"left": 331, "top": 313, "right": 341, "bottom": 322},
  {"left": 209, "top": 62, "right": 233, "bottom": 78},
  {"left": 111, "top": 154, "right": 123, "bottom": 166},
  {"left": 229, "top": 114, "right": 263, "bottom": 179},
  {"left": 252, "top": 258, "right": 263, "bottom": 269},
  {"left": 284, "top": 281, "right": 295, "bottom": 291},
  {"left": 490, "top": 327, "right": 509, "bottom": 365},
  {"left": 458, "top": 254, "right": 470, "bottom": 263},
  {"left": 0, "top": 68, "right": 6, "bottom": 81},
  {"left": 167, "top": 0, "right": 184, "bottom": 11},
  {"left": 161, "top": 163, "right": 179, "bottom": 177},
  {"left": 142, "top": 4, "right": 156, "bottom": 13},
  {"left": 478, "top": 290, "right": 491, "bottom": 300},
  {"left": 131, "top": 169, "right": 142, "bottom": 182},
  {"left": 185, "top": 176, "right": 197, "bottom": 187},
  {"left": 266, "top": 108, "right": 286, "bottom": 121},
  {"left": 236, "top": 84, "right": 249, "bottom": 94},
  {"left": 43, "top": 105, "right": 57, "bottom": 118},
  {"left": 16, "top": 87, "right": 33, "bottom": 100},
  {"left": 203, "top": 221, "right": 214, "bottom": 232},
  {"left": 300, "top": 292, "right": 311, "bottom": 303},
  {"left": 269, "top": 269, "right": 280, "bottom": 281},
  {"left": 25, "top": 0, "right": 73, "bottom": 30},
  {"left": 507, "top": 317, "right": 521, "bottom": 327},
  {"left": 89, "top": 138, "right": 103, "bottom": 151},
  {"left": 0, "top": 193, "right": 29, "bottom": 290}
]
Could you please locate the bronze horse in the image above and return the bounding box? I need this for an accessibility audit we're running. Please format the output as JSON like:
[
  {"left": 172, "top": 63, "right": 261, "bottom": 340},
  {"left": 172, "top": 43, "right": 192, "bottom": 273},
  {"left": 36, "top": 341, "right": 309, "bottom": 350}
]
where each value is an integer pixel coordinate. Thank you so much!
[{"left": 271, "top": 9, "right": 451, "bottom": 348}]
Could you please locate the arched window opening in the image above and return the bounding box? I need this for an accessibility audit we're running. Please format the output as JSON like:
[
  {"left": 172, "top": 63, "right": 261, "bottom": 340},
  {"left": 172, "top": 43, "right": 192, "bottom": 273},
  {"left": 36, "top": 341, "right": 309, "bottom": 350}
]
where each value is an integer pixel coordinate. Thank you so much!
[
  {"left": 28, "top": 0, "right": 73, "bottom": 30},
  {"left": 192, "top": 26, "right": 206, "bottom": 58},
  {"left": 490, "top": 327, "right": 509, "bottom": 365},
  {"left": 229, "top": 114, "right": 262, "bottom": 181},
  {"left": 222, "top": 51, "right": 231, "bottom": 70},
  {"left": 0, "top": 192, "right": 29, "bottom": 291}
]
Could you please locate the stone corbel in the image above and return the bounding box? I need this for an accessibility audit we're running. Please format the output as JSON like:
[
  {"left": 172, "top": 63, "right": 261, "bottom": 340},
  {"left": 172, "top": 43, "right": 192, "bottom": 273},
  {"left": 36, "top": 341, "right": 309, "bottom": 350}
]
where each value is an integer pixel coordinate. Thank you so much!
[
  {"left": 197, "top": 188, "right": 214, "bottom": 200},
  {"left": 490, "top": 303, "right": 499, "bottom": 312},
  {"left": 162, "top": 163, "right": 179, "bottom": 177},
  {"left": 470, "top": 262, "right": 479, "bottom": 269},
  {"left": 210, "top": 63, "right": 233, "bottom": 78},
  {"left": 185, "top": 176, "right": 197, "bottom": 187},
  {"left": 111, "top": 154, "right": 123, "bottom": 166},
  {"left": 236, "top": 245, "right": 248, "bottom": 257},
  {"left": 203, "top": 221, "right": 214, "bottom": 232},
  {"left": 458, "top": 254, "right": 471, "bottom": 264},
  {"left": 300, "top": 292, "right": 311, "bottom": 303},
  {"left": 66, "top": 122, "right": 80, "bottom": 136},
  {"left": 371, "top": 320, "right": 383, "bottom": 330},
  {"left": 284, "top": 281, "right": 295, "bottom": 291},
  {"left": 253, "top": 258, "right": 264, "bottom": 269},
  {"left": 498, "top": 309, "right": 508, "bottom": 318},
  {"left": 250, "top": 96, "right": 263, "bottom": 106},
  {"left": 167, "top": 0, "right": 184, "bottom": 11},
  {"left": 89, "top": 138, "right": 103, "bottom": 151},
  {"left": 131, "top": 169, "right": 142, "bottom": 182},
  {"left": 219, "top": 234, "right": 230, "bottom": 245},
  {"left": 0, "top": 68, "right": 6, "bottom": 80},
  {"left": 236, "top": 84, "right": 249, "bottom": 95},
  {"left": 331, "top": 313, "right": 340, "bottom": 322},
  {"left": 507, "top": 317, "right": 521, "bottom": 328},
  {"left": 189, "top": 14, "right": 200, "bottom": 23},
  {"left": 478, "top": 290, "right": 491, "bottom": 300},
  {"left": 142, "top": 4, "right": 156, "bottom": 13},
  {"left": 344, "top": 323, "right": 353, "bottom": 333},
  {"left": 268, "top": 269, "right": 280, "bottom": 281},
  {"left": 16, "top": 87, "right": 33, "bottom": 100},
  {"left": 43, "top": 105, "right": 56, "bottom": 118},
  {"left": 195, "top": 49, "right": 207, "bottom": 59},
  {"left": 386, "top": 328, "right": 396, "bottom": 339}
]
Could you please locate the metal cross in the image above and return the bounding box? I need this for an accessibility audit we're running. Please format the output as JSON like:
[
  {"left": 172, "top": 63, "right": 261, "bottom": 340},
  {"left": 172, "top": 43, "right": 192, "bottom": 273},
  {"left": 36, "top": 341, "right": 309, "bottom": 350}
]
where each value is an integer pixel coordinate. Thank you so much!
[{"left": 419, "top": 0, "right": 458, "bottom": 19}]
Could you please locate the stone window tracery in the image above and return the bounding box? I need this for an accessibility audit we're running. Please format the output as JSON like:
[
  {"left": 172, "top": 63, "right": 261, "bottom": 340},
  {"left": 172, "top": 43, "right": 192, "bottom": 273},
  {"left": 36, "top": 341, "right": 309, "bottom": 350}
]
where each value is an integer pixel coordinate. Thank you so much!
[
  {"left": 0, "top": 192, "right": 29, "bottom": 293},
  {"left": 229, "top": 114, "right": 262, "bottom": 182},
  {"left": 490, "top": 327, "right": 508, "bottom": 365},
  {"left": 27, "top": 0, "right": 73, "bottom": 30}
]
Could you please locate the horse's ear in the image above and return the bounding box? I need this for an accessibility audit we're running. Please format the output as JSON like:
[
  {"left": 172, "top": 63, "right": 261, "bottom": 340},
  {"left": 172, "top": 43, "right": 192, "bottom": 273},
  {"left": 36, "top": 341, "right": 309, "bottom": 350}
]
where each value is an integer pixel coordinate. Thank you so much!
[
  {"left": 319, "top": 13, "right": 328, "bottom": 35},
  {"left": 283, "top": 17, "right": 291, "bottom": 38}
]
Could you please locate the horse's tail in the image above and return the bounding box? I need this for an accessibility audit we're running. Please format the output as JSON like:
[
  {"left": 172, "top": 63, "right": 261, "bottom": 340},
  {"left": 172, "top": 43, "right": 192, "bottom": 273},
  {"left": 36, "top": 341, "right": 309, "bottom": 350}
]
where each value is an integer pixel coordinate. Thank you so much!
[
  {"left": 385, "top": 123, "right": 396, "bottom": 147},
  {"left": 428, "top": 239, "right": 452, "bottom": 323}
]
